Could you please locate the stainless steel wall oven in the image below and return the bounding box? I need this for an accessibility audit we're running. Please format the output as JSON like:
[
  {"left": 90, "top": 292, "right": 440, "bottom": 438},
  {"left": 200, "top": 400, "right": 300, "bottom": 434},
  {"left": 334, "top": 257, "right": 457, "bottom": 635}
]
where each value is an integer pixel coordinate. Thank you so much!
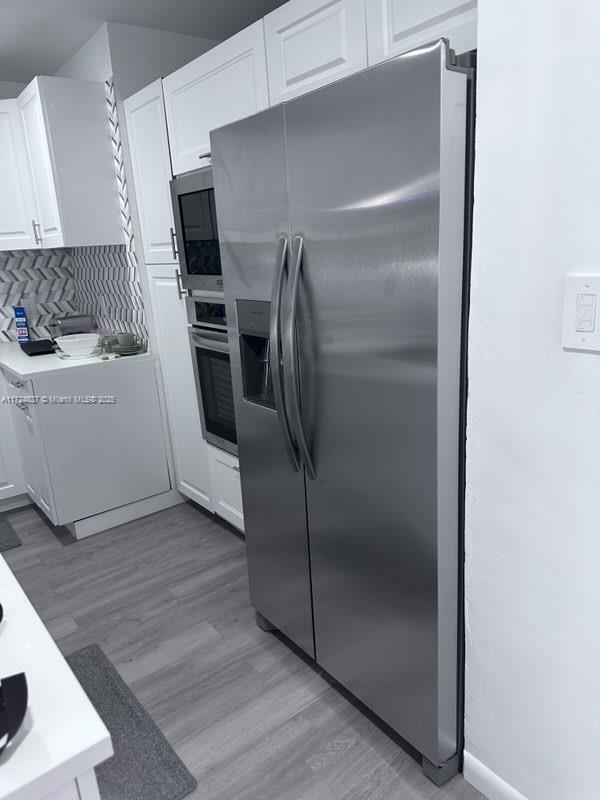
[{"left": 187, "top": 295, "right": 237, "bottom": 455}]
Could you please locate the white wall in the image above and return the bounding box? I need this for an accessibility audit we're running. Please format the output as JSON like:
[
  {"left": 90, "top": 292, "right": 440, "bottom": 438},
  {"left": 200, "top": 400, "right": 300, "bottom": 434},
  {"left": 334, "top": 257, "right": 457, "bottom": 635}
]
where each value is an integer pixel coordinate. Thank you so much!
[
  {"left": 106, "top": 23, "right": 217, "bottom": 101},
  {"left": 55, "top": 22, "right": 217, "bottom": 96},
  {"left": 0, "top": 81, "right": 26, "bottom": 99},
  {"left": 55, "top": 24, "right": 112, "bottom": 82},
  {"left": 464, "top": 2, "right": 600, "bottom": 799}
]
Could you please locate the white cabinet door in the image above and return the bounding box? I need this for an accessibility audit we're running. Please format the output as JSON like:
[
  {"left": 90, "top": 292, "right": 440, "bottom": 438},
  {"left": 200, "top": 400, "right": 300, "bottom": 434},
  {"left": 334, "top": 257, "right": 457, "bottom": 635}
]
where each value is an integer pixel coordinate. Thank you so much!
[
  {"left": 34, "top": 360, "right": 170, "bottom": 524},
  {"left": 163, "top": 22, "right": 269, "bottom": 175},
  {"left": 148, "top": 264, "right": 212, "bottom": 510},
  {"left": 264, "top": 0, "right": 368, "bottom": 104},
  {"left": 366, "top": 0, "right": 477, "bottom": 66},
  {"left": 0, "top": 100, "right": 38, "bottom": 250},
  {"left": 0, "top": 371, "right": 24, "bottom": 501},
  {"left": 124, "top": 80, "right": 177, "bottom": 265},
  {"left": 12, "top": 403, "right": 39, "bottom": 502},
  {"left": 17, "top": 80, "right": 64, "bottom": 248},
  {"left": 40, "top": 779, "right": 81, "bottom": 800},
  {"left": 10, "top": 398, "right": 56, "bottom": 522},
  {"left": 207, "top": 445, "right": 244, "bottom": 532}
]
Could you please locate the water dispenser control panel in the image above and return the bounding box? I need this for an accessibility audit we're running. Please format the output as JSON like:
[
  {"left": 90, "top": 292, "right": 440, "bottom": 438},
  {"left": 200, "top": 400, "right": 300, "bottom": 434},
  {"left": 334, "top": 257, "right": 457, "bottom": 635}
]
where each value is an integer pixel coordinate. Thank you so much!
[
  {"left": 237, "top": 300, "right": 274, "bottom": 409},
  {"left": 237, "top": 300, "right": 270, "bottom": 337}
]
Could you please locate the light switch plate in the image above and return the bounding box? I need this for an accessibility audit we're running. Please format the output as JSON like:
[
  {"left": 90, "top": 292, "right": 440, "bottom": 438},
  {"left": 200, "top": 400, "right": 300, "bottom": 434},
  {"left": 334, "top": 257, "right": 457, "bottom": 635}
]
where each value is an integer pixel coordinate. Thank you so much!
[{"left": 562, "top": 275, "right": 600, "bottom": 352}]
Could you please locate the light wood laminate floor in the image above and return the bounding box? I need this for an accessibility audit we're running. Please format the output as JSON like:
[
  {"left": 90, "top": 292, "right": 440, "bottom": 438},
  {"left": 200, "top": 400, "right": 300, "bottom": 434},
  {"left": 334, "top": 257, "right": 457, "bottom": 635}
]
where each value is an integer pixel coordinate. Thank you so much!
[{"left": 4, "top": 502, "right": 484, "bottom": 800}]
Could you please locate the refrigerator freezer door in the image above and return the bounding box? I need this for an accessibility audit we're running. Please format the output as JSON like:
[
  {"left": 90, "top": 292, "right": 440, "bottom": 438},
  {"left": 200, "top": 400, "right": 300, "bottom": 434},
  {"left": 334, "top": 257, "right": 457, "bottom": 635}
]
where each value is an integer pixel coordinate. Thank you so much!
[
  {"left": 284, "top": 41, "right": 467, "bottom": 765},
  {"left": 211, "top": 107, "right": 315, "bottom": 658}
]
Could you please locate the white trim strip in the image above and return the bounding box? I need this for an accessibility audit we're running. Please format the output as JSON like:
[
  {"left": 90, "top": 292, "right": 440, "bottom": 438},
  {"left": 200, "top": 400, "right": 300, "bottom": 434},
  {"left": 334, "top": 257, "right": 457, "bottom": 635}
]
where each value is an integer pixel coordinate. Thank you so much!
[{"left": 464, "top": 753, "right": 529, "bottom": 800}]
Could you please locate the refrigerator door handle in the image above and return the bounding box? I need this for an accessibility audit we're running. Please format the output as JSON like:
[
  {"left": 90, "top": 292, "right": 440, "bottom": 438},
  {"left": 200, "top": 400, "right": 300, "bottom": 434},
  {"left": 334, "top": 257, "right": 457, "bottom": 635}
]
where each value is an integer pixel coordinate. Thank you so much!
[
  {"left": 270, "top": 235, "right": 300, "bottom": 472},
  {"left": 287, "top": 235, "right": 316, "bottom": 480}
]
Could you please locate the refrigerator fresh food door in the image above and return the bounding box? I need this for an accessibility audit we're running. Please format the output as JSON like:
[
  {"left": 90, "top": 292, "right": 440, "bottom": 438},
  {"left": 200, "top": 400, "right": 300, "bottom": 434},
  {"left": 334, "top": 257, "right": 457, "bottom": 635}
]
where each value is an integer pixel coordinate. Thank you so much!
[
  {"left": 211, "top": 106, "right": 315, "bottom": 658},
  {"left": 284, "top": 40, "right": 468, "bottom": 766}
]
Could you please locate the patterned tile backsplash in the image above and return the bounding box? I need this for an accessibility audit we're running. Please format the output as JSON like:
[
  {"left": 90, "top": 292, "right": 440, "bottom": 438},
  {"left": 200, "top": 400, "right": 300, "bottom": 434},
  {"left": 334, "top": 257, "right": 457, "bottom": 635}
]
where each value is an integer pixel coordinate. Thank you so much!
[
  {"left": 71, "top": 245, "right": 147, "bottom": 341},
  {"left": 0, "top": 249, "right": 78, "bottom": 342},
  {"left": 0, "top": 245, "right": 147, "bottom": 343}
]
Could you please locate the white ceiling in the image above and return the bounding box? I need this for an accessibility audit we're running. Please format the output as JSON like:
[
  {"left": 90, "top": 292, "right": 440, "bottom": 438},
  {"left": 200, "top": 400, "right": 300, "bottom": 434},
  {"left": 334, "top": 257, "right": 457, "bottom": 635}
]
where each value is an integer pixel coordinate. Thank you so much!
[{"left": 0, "top": 0, "right": 284, "bottom": 83}]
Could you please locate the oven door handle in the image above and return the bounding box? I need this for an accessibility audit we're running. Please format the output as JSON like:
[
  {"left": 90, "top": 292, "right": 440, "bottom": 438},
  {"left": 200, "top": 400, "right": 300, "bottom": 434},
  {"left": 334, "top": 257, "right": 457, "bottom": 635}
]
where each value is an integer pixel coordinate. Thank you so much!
[
  {"left": 286, "top": 235, "right": 316, "bottom": 480},
  {"left": 270, "top": 236, "right": 300, "bottom": 472},
  {"left": 189, "top": 329, "right": 230, "bottom": 354}
]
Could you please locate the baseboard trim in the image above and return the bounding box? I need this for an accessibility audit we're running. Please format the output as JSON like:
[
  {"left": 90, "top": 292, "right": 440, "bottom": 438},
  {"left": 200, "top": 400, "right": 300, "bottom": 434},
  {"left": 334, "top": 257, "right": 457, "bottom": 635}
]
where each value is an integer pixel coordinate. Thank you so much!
[
  {"left": 66, "top": 490, "right": 185, "bottom": 540},
  {"left": 464, "top": 752, "right": 529, "bottom": 800}
]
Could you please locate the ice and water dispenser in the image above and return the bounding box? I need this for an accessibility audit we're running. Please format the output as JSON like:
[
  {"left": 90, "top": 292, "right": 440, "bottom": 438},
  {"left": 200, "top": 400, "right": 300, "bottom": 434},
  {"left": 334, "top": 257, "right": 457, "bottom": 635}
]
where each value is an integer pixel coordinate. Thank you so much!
[{"left": 237, "top": 300, "right": 275, "bottom": 410}]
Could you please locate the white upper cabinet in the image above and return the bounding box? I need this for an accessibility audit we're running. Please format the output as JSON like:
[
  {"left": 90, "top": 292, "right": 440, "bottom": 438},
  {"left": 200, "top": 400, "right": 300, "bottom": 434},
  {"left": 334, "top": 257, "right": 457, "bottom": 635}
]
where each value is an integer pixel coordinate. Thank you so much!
[
  {"left": 365, "top": 0, "right": 477, "bottom": 66},
  {"left": 124, "top": 80, "right": 177, "bottom": 265},
  {"left": 264, "top": 0, "right": 368, "bottom": 104},
  {"left": 163, "top": 22, "right": 269, "bottom": 175},
  {"left": 0, "top": 100, "right": 39, "bottom": 250},
  {"left": 8, "top": 76, "right": 123, "bottom": 251},
  {"left": 18, "top": 80, "right": 63, "bottom": 248}
]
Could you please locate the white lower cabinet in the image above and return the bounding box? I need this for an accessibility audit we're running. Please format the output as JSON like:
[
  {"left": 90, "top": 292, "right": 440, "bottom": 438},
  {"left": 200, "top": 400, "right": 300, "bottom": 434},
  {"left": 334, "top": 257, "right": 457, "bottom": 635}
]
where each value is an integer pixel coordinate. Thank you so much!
[
  {"left": 41, "top": 778, "right": 83, "bottom": 800},
  {"left": 11, "top": 394, "right": 55, "bottom": 521},
  {"left": 4, "top": 375, "right": 53, "bottom": 516},
  {"left": 207, "top": 444, "right": 244, "bottom": 532},
  {"left": 40, "top": 771, "right": 101, "bottom": 800},
  {"left": 3, "top": 358, "right": 171, "bottom": 526},
  {"left": 365, "top": 0, "right": 477, "bottom": 65},
  {"left": 0, "top": 371, "right": 25, "bottom": 502},
  {"left": 147, "top": 264, "right": 212, "bottom": 510}
]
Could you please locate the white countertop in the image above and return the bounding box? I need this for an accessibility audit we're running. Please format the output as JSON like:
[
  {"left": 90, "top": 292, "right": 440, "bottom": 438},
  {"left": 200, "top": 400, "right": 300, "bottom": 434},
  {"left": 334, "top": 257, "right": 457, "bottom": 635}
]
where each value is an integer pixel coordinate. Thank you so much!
[
  {"left": 0, "top": 556, "right": 113, "bottom": 800},
  {"left": 0, "top": 342, "right": 155, "bottom": 380}
]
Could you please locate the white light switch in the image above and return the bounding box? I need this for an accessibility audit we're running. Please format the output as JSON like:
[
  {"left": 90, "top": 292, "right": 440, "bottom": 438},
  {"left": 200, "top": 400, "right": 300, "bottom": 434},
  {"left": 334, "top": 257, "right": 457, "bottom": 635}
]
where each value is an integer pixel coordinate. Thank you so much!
[{"left": 562, "top": 275, "right": 600, "bottom": 351}]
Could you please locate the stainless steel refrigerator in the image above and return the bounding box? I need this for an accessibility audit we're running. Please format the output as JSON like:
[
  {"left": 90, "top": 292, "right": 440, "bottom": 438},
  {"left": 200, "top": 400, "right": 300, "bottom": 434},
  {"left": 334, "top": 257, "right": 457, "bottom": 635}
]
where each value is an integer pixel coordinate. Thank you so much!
[{"left": 211, "top": 39, "right": 474, "bottom": 785}]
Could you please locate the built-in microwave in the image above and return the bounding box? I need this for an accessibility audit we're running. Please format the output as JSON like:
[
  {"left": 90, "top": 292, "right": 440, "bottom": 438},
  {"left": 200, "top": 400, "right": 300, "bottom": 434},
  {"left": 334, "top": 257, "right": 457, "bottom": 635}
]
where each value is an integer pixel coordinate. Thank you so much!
[{"left": 170, "top": 167, "right": 224, "bottom": 293}]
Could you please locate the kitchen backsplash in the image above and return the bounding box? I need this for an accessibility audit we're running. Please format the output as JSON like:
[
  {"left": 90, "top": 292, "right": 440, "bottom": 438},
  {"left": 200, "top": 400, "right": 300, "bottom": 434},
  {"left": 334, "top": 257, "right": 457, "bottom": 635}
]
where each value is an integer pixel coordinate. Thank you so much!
[
  {"left": 0, "top": 249, "right": 78, "bottom": 342},
  {"left": 0, "top": 245, "right": 147, "bottom": 342},
  {"left": 70, "top": 245, "right": 147, "bottom": 341}
]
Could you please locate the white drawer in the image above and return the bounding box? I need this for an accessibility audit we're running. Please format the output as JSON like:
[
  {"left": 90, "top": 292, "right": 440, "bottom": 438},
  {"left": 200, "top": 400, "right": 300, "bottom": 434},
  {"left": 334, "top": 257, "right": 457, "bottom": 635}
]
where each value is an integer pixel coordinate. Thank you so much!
[{"left": 207, "top": 445, "right": 244, "bottom": 532}]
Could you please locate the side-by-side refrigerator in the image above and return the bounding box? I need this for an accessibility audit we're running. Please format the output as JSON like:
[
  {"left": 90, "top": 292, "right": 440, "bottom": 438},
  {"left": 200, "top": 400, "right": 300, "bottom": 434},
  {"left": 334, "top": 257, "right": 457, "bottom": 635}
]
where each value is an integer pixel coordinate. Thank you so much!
[{"left": 211, "top": 39, "right": 474, "bottom": 785}]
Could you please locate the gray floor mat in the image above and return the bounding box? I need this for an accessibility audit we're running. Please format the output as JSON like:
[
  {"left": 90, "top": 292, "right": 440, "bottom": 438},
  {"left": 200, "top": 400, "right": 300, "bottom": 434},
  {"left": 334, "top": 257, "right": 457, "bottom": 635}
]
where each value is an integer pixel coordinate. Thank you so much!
[
  {"left": 0, "top": 514, "right": 22, "bottom": 552},
  {"left": 67, "top": 644, "right": 197, "bottom": 800}
]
